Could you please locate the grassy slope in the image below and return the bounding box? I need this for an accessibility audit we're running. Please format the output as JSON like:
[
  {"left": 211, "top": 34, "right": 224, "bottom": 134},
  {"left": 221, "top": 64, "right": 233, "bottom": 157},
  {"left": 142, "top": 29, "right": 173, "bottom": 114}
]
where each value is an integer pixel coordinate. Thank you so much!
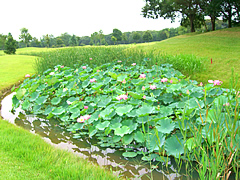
[
  {"left": 136, "top": 27, "right": 240, "bottom": 88},
  {"left": 0, "top": 54, "right": 119, "bottom": 180}
]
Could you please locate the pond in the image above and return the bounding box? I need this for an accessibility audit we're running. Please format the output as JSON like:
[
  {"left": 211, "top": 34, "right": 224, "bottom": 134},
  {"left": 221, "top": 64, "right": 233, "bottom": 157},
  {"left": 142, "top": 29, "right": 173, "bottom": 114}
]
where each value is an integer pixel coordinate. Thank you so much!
[{"left": 1, "top": 92, "right": 198, "bottom": 180}]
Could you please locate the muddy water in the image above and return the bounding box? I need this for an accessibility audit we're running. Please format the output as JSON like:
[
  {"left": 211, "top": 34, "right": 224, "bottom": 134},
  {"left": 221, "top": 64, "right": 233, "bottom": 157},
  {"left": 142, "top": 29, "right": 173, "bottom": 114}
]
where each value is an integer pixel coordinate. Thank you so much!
[{"left": 1, "top": 93, "right": 194, "bottom": 180}]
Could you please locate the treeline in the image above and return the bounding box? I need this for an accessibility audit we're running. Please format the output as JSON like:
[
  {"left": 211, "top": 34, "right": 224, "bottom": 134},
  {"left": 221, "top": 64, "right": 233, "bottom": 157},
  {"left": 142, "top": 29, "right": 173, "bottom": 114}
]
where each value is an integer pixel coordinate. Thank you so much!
[
  {"left": 142, "top": 0, "right": 240, "bottom": 32},
  {"left": 0, "top": 20, "right": 228, "bottom": 50}
]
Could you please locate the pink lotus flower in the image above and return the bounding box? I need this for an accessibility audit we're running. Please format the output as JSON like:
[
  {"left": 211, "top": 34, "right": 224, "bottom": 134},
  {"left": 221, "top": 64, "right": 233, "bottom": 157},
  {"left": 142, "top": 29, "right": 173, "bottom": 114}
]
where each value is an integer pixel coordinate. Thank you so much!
[
  {"left": 132, "top": 63, "right": 136, "bottom": 66},
  {"left": 186, "top": 89, "right": 190, "bottom": 95},
  {"left": 116, "top": 94, "right": 128, "bottom": 101},
  {"left": 150, "top": 85, "right": 156, "bottom": 90},
  {"left": 55, "top": 68, "right": 58, "bottom": 71},
  {"left": 200, "top": 82, "right": 203, "bottom": 86},
  {"left": 25, "top": 74, "right": 30, "bottom": 78},
  {"left": 143, "top": 95, "right": 146, "bottom": 99},
  {"left": 117, "top": 60, "right": 122, "bottom": 63},
  {"left": 139, "top": 74, "right": 146, "bottom": 79},
  {"left": 82, "top": 66, "right": 87, "bottom": 69},
  {"left": 161, "top": 78, "right": 168, "bottom": 82},
  {"left": 67, "top": 100, "right": 72, "bottom": 105},
  {"left": 63, "top": 88, "right": 67, "bottom": 92},
  {"left": 142, "top": 86, "right": 145, "bottom": 90},
  {"left": 90, "top": 78, "right": 96, "bottom": 83},
  {"left": 122, "top": 79, "right": 126, "bottom": 84},
  {"left": 49, "top": 72, "right": 55, "bottom": 75},
  {"left": 223, "top": 103, "right": 230, "bottom": 106},
  {"left": 208, "top": 80, "right": 222, "bottom": 86},
  {"left": 77, "top": 115, "right": 91, "bottom": 123},
  {"left": 84, "top": 106, "right": 88, "bottom": 109},
  {"left": 77, "top": 116, "right": 85, "bottom": 123},
  {"left": 61, "top": 65, "right": 64, "bottom": 68},
  {"left": 97, "top": 70, "right": 100, "bottom": 72},
  {"left": 89, "top": 58, "right": 92, "bottom": 60},
  {"left": 170, "top": 80, "right": 173, "bottom": 83}
]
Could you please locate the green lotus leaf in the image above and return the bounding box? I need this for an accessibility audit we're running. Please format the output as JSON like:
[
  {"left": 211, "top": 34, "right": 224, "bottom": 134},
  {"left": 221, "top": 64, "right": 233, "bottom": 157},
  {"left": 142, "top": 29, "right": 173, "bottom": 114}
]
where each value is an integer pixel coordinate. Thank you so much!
[
  {"left": 98, "top": 98, "right": 112, "bottom": 107},
  {"left": 136, "top": 105, "right": 154, "bottom": 116},
  {"left": 134, "top": 131, "right": 145, "bottom": 143},
  {"left": 114, "top": 126, "right": 130, "bottom": 137},
  {"left": 67, "top": 97, "right": 79, "bottom": 103},
  {"left": 152, "top": 89, "right": 162, "bottom": 97},
  {"left": 82, "top": 79, "right": 90, "bottom": 88},
  {"left": 29, "top": 92, "right": 39, "bottom": 102},
  {"left": 70, "top": 111, "right": 80, "bottom": 119},
  {"left": 51, "top": 97, "right": 61, "bottom": 105},
  {"left": 36, "top": 95, "right": 48, "bottom": 105},
  {"left": 16, "top": 88, "right": 26, "bottom": 100},
  {"left": 96, "top": 121, "right": 110, "bottom": 131},
  {"left": 165, "top": 136, "right": 184, "bottom": 157},
  {"left": 128, "top": 91, "right": 143, "bottom": 100},
  {"left": 33, "top": 104, "right": 42, "bottom": 113},
  {"left": 12, "top": 95, "right": 20, "bottom": 108},
  {"left": 22, "top": 100, "right": 30, "bottom": 110},
  {"left": 122, "top": 134, "right": 134, "bottom": 145},
  {"left": 44, "top": 106, "right": 52, "bottom": 115},
  {"left": 113, "top": 135, "right": 122, "bottom": 143},
  {"left": 110, "top": 122, "right": 121, "bottom": 130},
  {"left": 122, "top": 152, "right": 137, "bottom": 158},
  {"left": 185, "top": 137, "right": 196, "bottom": 151},
  {"left": 47, "top": 77, "right": 59, "bottom": 86},
  {"left": 156, "top": 119, "right": 175, "bottom": 134},
  {"left": 136, "top": 116, "right": 149, "bottom": 124},
  {"left": 29, "top": 84, "right": 39, "bottom": 93},
  {"left": 159, "top": 106, "right": 173, "bottom": 117},
  {"left": 92, "top": 83, "right": 103, "bottom": 90},
  {"left": 52, "top": 107, "right": 65, "bottom": 115},
  {"left": 89, "top": 129, "right": 97, "bottom": 138},
  {"left": 108, "top": 72, "right": 117, "bottom": 80},
  {"left": 69, "top": 107, "right": 80, "bottom": 114},
  {"left": 128, "top": 99, "right": 142, "bottom": 106},
  {"left": 117, "top": 74, "right": 128, "bottom": 82},
  {"left": 146, "top": 131, "right": 165, "bottom": 152},
  {"left": 115, "top": 105, "right": 133, "bottom": 116}
]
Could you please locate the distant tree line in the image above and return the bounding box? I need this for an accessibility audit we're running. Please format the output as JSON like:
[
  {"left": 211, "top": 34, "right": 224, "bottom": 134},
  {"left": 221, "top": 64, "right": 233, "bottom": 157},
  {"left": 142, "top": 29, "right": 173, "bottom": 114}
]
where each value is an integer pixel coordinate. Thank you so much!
[
  {"left": 142, "top": 0, "right": 240, "bottom": 32},
  {"left": 0, "top": 19, "right": 230, "bottom": 52}
]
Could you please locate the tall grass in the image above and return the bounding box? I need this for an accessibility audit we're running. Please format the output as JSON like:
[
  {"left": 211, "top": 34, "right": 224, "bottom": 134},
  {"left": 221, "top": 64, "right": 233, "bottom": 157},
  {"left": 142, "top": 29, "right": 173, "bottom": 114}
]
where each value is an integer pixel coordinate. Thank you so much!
[{"left": 34, "top": 46, "right": 206, "bottom": 77}]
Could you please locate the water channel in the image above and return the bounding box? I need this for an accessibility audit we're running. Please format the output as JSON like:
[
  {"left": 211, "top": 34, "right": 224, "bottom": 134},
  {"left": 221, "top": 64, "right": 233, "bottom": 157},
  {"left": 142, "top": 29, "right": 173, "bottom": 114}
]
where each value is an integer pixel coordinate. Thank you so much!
[{"left": 1, "top": 93, "right": 197, "bottom": 180}]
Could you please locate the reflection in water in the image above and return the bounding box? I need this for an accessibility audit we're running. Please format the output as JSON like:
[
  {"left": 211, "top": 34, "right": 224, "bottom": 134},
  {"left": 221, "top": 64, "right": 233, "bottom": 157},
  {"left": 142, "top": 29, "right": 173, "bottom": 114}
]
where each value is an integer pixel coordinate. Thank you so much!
[{"left": 1, "top": 93, "right": 196, "bottom": 180}]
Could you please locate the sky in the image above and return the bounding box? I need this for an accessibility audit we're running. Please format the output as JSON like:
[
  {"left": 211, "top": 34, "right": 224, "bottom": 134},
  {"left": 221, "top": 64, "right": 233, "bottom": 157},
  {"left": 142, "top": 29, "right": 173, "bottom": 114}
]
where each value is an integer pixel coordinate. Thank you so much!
[{"left": 1, "top": 0, "right": 180, "bottom": 40}]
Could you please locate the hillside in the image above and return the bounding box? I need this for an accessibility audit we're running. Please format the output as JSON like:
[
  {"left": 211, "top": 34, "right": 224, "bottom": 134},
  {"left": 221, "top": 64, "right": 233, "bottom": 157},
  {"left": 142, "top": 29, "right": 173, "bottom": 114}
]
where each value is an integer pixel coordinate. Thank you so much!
[{"left": 136, "top": 27, "right": 240, "bottom": 88}]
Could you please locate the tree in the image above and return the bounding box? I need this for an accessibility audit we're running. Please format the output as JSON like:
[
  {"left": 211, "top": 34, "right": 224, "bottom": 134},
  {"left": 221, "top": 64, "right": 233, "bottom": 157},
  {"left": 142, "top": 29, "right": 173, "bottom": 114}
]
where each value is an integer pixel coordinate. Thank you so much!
[
  {"left": 220, "top": 0, "right": 240, "bottom": 28},
  {"left": 60, "top": 33, "right": 71, "bottom": 46},
  {"left": 200, "top": 0, "right": 222, "bottom": 31},
  {"left": 98, "top": 30, "right": 105, "bottom": 45},
  {"left": 69, "top": 34, "right": 77, "bottom": 46},
  {"left": 0, "top": 34, "right": 7, "bottom": 50},
  {"left": 19, "top": 28, "right": 32, "bottom": 47},
  {"left": 44, "top": 34, "right": 50, "bottom": 48},
  {"left": 56, "top": 38, "right": 64, "bottom": 47},
  {"left": 4, "top": 33, "right": 17, "bottom": 54},
  {"left": 122, "top": 33, "right": 128, "bottom": 44},
  {"left": 143, "top": 30, "right": 153, "bottom": 42},
  {"left": 91, "top": 32, "right": 99, "bottom": 45},
  {"left": 111, "top": 36, "right": 117, "bottom": 45},
  {"left": 142, "top": 0, "right": 203, "bottom": 32},
  {"left": 132, "top": 32, "right": 141, "bottom": 43},
  {"left": 112, "top": 28, "right": 122, "bottom": 44},
  {"left": 30, "top": 37, "right": 41, "bottom": 47}
]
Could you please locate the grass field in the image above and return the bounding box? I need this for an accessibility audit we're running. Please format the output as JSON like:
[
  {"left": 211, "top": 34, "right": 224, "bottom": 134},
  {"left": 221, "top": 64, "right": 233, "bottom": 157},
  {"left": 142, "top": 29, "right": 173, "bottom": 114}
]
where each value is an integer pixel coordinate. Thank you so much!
[{"left": 134, "top": 27, "right": 240, "bottom": 88}]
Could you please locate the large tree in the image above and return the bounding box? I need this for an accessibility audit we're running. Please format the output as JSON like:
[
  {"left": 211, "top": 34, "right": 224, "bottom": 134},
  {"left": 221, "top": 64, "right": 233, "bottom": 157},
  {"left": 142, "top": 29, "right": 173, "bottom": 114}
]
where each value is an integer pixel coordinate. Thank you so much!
[
  {"left": 19, "top": 28, "right": 32, "bottom": 47},
  {"left": 112, "top": 28, "right": 122, "bottom": 43},
  {"left": 142, "top": 0, "right": 203, "bottom": 32},
  {"left": 220, "top": 0, "right": 240, "bottom": 28},
  {"left": 0, "top": 34, "right": 7, "bottom": 50},
  {"left": 143, "top": 30, "right": 153, "bottom": 42},
  {"left": 4, "top": 33, "right": 17, "bottom": 54}
]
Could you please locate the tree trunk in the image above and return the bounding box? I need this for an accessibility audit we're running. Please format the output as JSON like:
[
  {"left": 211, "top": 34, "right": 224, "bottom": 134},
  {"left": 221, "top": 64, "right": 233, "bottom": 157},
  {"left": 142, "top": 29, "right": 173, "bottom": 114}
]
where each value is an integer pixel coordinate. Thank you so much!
[
  {"left": 211, "top": 16, "right": 216, "bottom": 31},
  {"left": 228, "top": 4, "right": 232, "bottom": 28},
  {"left": 189, "top": 15, "right": 195, "bottom": 32}
]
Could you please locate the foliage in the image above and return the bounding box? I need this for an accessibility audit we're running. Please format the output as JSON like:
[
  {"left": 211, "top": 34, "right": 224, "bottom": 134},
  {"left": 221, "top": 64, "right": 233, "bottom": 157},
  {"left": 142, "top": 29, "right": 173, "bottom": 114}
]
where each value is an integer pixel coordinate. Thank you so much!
[
  {"left": 0, "top": 34, "right": 7, "bottom": 50},
  {"left": 12, "top": 59, "right": 239, "bottom": 179},
  {"left": 112, "top": 28, "right": 122, "bottom": 42},
  {"left": 19, "top": 28, "right": 32, "bottom": 47},
  {"left": 4, "top": 33, "right": 17, "bottom": 54},
  {"left": 142, "top": 30, "right": 153, "bottom": 42},
  {"left": 132, "top": 32, "right": 141, "bottom": 42}
]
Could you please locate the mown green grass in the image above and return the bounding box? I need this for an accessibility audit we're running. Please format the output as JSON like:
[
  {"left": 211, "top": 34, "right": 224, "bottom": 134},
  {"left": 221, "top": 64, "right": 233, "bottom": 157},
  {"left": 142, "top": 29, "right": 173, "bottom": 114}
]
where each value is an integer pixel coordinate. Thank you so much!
[
  {"left": 134, "top": 27, "right": 240, "bottom": 88},
  {"left": 0, "top": 120, "right": 119, "bottom": 180},
  {"left": 0, "top": 55, "right": 35, "bottom": 96}
]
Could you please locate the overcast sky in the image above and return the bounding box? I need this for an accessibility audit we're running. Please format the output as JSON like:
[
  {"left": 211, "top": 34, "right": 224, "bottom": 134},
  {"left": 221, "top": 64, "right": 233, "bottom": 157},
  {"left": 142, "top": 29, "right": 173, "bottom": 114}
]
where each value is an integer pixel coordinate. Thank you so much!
[{"left": 1, "top": 0, "right": 180, "bottom": 40}]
